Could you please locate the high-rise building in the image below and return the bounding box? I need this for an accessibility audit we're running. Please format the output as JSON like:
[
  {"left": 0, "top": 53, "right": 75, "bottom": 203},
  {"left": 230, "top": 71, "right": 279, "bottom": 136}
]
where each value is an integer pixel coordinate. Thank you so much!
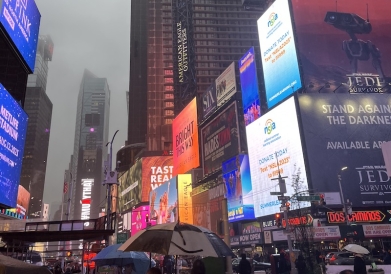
[
  {"left": 127, "top": 0, "right": 262, "bottom": 150},
  {"left": 68, "top": 70, "right": 110, "bottom": 221},
  {"left": 20, "top": 35, "right": 54, "bottom": 218}
]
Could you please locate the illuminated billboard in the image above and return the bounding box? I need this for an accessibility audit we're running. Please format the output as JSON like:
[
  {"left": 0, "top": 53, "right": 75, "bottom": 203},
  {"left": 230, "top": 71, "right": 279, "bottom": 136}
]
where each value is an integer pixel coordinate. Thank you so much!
[
  {"left": 149, "top": 178, "right": 178, "bottom": 225},
  {"left": 291, "top": 0, "right": 391, "bottom": 93},
  {"left": 246, "top": 97, "right": 308, "bottom": 217},
  {"left": 141, "top": 156, "right": 173, "bottom": 202},
  {"left": 222, "top": 154, "right": 255, "bottom": 222},
  {"left": 299, "top": 93, "right": 391, "bottom": 207},
  {"left": 81, "top": 179, "right": 93, "bottom": 226},
  {"left": 0, "top": 0, "right": 41, "bottom": 71},
  {"left": 201, "top": 102, "right": 240, "bottom": 176},
  {"left": 239, "top": 47, "right": 261, "bottom": 126},
  {"left": 172, "top": 97, "right": 199, "bottom": 175},
  {"left": 131, "top": 205, "right": 156, "bottom": 235},
  {"left": 177, "top": 174, "right": 193, "bottom": 224},
  {"left": 257, "top": 0, "right": 302, "bottom": 109},
  {"left": 118, "top": 159, "right": 142, "bottom": 213},
  {"left": 216, "top": 62, "right": 237, "bottom": 107},
  {"left": 0, "top": 83, "right": 28, "bottom": 208},
  {"left": 201, "top": 83, "right": 217, "bottom": 120},
  {"left": 15, "top": 185, "right": 29, "bottom": 216}
]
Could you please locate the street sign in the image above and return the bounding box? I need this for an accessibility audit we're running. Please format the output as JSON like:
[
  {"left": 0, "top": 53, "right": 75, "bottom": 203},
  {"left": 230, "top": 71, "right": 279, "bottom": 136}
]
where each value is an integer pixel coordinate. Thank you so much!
[
  {"left": 270, "top": 192, "right": 283, "bottom": 195},
  {"left": 278, "top": 196, "right": 290, "bottom": 201},
  {"left": 297, "top": 195, "right": 320, "bottom": 201}
]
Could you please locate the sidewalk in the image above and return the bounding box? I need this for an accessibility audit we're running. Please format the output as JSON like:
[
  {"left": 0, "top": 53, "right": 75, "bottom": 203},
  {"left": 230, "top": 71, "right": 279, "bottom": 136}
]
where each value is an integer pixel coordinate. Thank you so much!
[{"left": 326, "top": 265, "right": 390, "bottom": 274}]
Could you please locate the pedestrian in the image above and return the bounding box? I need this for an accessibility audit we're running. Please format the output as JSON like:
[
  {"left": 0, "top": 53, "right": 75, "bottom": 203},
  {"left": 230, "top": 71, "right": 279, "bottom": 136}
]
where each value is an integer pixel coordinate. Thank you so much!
[
  {"left": 278, "top": 252, "right": 290, "bottom": 274},
  {"left": 163, "top": 255, "right": 173, "bottom": 274},
  {"left": 238, "top": 254, "right": 251, "bottom": 274},
  {"left": 295, "top": 255, "right": 306, "bottom": 274},
  {"left": 191, "top": 259, "right": 206, "bottom": 274},
  {"left": 353, "top": 253, "right": 367, "bottom": 274},
  {"left": 147, "top": 267, "right": 162, "bottom": 274},
  {"left": 383, "top": 249, "right": 391, "bottom": 264}
]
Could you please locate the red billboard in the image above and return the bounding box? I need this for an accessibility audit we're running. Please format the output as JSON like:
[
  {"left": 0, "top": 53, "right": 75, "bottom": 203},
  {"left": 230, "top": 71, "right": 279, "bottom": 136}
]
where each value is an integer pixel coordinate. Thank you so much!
[{"left": 172, "top": 97, "right": 199, "bottom": 175}]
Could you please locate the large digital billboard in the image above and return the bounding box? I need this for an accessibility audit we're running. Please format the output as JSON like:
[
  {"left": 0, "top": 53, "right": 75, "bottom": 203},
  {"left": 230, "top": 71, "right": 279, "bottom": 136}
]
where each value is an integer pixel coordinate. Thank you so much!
[
  {"left": 172, "top": 97, "right": 199, "bottom": 175},
  {"left": 201, "top": 83, "right": 217, "bottom": 120},
  {"left": 291, "top": 0, "right": 391, "bottom": 93},
  {"left": 0, "top": 83, "right": 28, "bottom": 208},
  {"left": 0, "top": 0, "right": 41, "bottom": 71},
  {"left": 118, "top": 159, "right": 142, "bottom": 213},
  {"left": 246, "top": 97, "right": 308, "bottom": 217},
  {"left": 201, "top": 102, "right": 240, "bottom": 176},
  {"left": 216, "top": 62, "right": 237, "bottom": 107},
  {"left": 149, "top": 178, "right": 178, "bottom": 225},
  {"left": 299, "top": 93, "right": 391, "bottom": 207},
  {"left": 141, "top": 156, "right": 173, "bottom": 202},
  {"left": 131, "top": 205, "right": 156, "bottom": 235},
  {"left": 257, "top": 0, "right": 302, "bottom": 109},
  {"left": 222, "top": 154, "right": 255, "bottom": 222},
  {"left": 239, "top": 47, "right": 261, "bottom": 126}
]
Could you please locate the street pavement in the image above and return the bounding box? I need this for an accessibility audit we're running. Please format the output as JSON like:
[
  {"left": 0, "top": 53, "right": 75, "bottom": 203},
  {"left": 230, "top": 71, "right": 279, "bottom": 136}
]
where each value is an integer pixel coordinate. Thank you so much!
[{"left": 326, "top": 265, "right": 390, "bottom": 273}]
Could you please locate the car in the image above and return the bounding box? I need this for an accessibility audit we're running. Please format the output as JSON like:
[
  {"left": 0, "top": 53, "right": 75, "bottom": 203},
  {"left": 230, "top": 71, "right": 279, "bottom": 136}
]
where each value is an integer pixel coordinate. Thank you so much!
[
  {"left": 232, "top": 258, "right": 271, "bottom": 274},
  {"left": 327, "top": 252, "right": 384, "bottom": 265}
]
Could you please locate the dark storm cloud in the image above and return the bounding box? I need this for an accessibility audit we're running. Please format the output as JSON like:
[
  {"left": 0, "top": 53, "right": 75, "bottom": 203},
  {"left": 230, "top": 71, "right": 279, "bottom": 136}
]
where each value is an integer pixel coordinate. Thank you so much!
[{"left": 35, "top": 0, "right": 130, "bottom": 211}]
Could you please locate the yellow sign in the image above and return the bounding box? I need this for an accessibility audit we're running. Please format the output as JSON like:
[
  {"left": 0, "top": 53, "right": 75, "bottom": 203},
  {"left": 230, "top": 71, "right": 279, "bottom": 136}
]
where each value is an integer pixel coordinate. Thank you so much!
[{"left": 177, "top": 174, "right": 193, "bottom": 224}]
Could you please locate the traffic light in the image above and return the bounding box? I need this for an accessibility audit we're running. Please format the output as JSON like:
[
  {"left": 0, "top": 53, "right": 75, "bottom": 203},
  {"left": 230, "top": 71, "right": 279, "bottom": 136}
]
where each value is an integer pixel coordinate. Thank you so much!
[
  {"left": 285, "top": 202, "right": 290, "bottom": 211},
  {"left": 320, "top": 194, "right": 326, "bottom": 205},
  {"left": 275, "top": 213, "right": 282, "bottom": 228}
]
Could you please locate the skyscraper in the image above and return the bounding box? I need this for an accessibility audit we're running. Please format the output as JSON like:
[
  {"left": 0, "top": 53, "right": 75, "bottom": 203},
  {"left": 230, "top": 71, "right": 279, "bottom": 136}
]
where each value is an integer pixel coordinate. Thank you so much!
[
  {"left": 68, "top": 70, "right": 110, "bottom": 221},
  {"left": 20, "top": 35, "right": 54, "bottom": 218},
  {"left": 127, "top": 0, "right": 262, "bottom": 150}
]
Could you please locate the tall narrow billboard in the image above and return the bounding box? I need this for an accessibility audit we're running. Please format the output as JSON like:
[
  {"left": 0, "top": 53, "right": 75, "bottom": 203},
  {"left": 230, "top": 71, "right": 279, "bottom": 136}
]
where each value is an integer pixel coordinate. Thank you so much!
[
  {"left": 0, "top": 83, "right": 28, "bottom": 208},
  {"left": 216, "top": 62, "right": 237, "bottom": 107},
  {"left": 177, "top": 174, "right": 193, "bottom": 224},
  {"left": 239, "top": 47, "right": 261, "bottom": 126},
  {"left": 257, "top": 0, "right": 302, "bottom": 109},
  {"left": 291, "top": 0, "right": 391, "bottom": 93},
  {"left": 246, "top": 97, "right": 308, "bottom": 217}
]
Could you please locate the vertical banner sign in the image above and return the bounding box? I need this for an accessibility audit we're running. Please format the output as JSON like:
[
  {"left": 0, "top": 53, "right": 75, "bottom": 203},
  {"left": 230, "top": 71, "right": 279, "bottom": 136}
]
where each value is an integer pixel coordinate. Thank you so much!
[
  {"left": 201, "top": 83, "right": 217, "bottom": 120},
  {"left": 201, "top": 102, "right": 240, "bottom": 176},
  {"left": 257, "top": 0, "right": 302, "bottom": 109},
  {"left": 178, "top": 174, "right": 193, "bottom": 224},
  {"left": 149, "top": 178, "right": 178, "bottom": 225},
  {"left": 172, "top": 97, "right": 199, "bottom": 175},
  {"left": 216, "top": 62, "right": 237, "bottom": 107},
  {"left": 239, "top": 47, "right": 261, "bottom": 126}
]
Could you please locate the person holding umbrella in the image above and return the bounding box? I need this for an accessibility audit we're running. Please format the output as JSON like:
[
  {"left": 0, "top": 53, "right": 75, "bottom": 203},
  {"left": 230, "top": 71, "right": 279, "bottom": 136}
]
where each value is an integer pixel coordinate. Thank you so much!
[{"left": 343, "top": 244, "right": 369, "bottom": 274}]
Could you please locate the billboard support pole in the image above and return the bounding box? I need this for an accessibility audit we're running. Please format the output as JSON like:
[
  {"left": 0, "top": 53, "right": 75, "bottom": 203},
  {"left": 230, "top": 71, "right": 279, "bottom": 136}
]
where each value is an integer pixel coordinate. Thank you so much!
[{"left": 222, "top": 198, "right": 233, "bottom": 274}]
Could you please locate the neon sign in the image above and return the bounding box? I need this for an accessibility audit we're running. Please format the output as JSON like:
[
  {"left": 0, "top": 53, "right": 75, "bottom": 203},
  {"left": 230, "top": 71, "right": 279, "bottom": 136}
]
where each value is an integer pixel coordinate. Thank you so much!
[{"left": 327, "top": 210, "right": 385, "bottom": 223}]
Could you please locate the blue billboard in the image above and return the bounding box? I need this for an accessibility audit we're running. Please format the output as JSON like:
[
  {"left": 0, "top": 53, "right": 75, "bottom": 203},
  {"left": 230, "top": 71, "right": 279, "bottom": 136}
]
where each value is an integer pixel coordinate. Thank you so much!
[
  {"left": 0, "top": 0, "right": 41, "bottom": 71},
  {"left": 257, "top": 0, "right": 301, "bottom": 109},
  {"left": 0, "top": 83, "right": 28, "bottom": 207},
  {"left": 222, "top": 154, "right": 255, "bottom": 222},
  {"left": 239, "top": 47, "right": 261, "bottom": 126}
]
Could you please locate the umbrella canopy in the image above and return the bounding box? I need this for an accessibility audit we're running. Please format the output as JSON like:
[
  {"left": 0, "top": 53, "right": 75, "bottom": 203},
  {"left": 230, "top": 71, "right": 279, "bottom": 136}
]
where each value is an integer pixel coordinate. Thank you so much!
[
  {"left": 343, "top": 244, "right": 370, "bottom": 254},
  {"left": 0, "top": 255, "right": 52, "bottom": 274},
  {"left": 92, "top": 244, "right": 150, "bottom": 273},
  {"left": 119, "top": 222, "right": 235, "bottom": 257}
]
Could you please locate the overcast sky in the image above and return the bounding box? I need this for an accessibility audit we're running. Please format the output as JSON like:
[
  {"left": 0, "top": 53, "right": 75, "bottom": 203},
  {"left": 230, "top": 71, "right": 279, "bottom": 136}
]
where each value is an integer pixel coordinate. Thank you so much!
[{"left": 36, "top": 0, "right": 130, "bottom": 213}]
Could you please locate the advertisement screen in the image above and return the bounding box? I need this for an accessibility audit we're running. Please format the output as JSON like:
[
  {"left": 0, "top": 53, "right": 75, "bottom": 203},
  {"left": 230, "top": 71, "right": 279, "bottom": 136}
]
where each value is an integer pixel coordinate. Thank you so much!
[
  {"left": 177, "top": 174, "right": 193, "bottom": 224},
  {"left": 222, "top": 154, "right": 255, "bottom": 222},
  {"left": 201, "top": 83, "right": 217, "bottom": 120},
  {"left": 118, "top": 159, "right": 142, "bottom": 213},
  {"left": 172, "top": 97, "right": 199, "bottom": 175},
  {"left": 201, "top": 102, "right": 240, "bottom": 176},
  {"left": 0, "top": 0, "right": 41, "bottom": 71},
  {"left": 192, "top": 190, "right": 210, "bottom": 228},
  {"left": 15, "top": 185, "right": 29, "bottom": 216},
  {"left": 299, "top": 93, "right": 391, "bottom": 206},
  {"left": 291, "top": 0, "right": 391, "bottom": 93},
  {"left": 258, "top": 0, "right": 302, "bottom": 109},
  {"left": 0, "top": 83, "right": 28, "bottom": 208},
  {"left": 131, "top": 205, "right": 156, "bottom": 235},
  {"left": 149, "top": 178, "right": 178, "bottom": 224},
  {"left": 239, "top": 47, "right": 261, "bottom": 126},
  {"left": 246, "top": 97, "right": 308, "bottom": 217},
  {"left": 141, "top": 156, "right": 173, "bottom": 202},
  {"left": 216, "top": 62, "right": 237, "bottom": 107}
]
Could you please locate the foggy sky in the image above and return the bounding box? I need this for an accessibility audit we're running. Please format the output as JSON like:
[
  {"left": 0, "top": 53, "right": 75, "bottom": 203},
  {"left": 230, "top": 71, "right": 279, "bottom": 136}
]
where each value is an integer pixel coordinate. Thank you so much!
[{"left": 35, "top": 0, "right": 130, "bottom": 214}]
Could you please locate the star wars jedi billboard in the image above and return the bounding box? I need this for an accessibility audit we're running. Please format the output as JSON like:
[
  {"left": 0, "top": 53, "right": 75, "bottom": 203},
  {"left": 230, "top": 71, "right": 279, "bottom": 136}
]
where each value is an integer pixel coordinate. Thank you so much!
[
  {"left": 299, "top": 93, "right": 391, "bottom": 207},
  {"left": 291, "top": 0, "right": 391, "bottom": 93}
]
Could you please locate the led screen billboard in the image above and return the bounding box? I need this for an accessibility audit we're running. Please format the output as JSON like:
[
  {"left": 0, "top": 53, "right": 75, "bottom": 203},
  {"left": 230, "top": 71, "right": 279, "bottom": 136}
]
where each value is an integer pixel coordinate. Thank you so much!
[
  {"left": 257, "top": 0, "right": 302, "bottom": 109},
  {"left": 118, "top": 159, "right": 142, "bottom": 213},
  {"left": 201, "top": 102, "right": 240, "bottom": 176},
  {"left": 291, "top": 0, "right": 391, "bottom": 93},
  {"left": 223, "top": 154, "right": 255, "bottom": 222},
  {"left": 141, "top": 156, "right": 173, "bottom": 202},
  {"left": 172, "top": 97, "right": 199, "bottom": 175},
  {"left": 177, "top": 174, "right": 193, "bottom": 224},
  {"left": 0, "top": 83, "right": 28, "bottom": 208},
  {"left": 149, "top": 178, "right": 178, "bottom": 225},
  {"left": 239, "top": 47, "right": 261, "bottom": 126},
  {"left": 0, "top": 0, "right": 41, "bottom": 71},
  {"left": 299, "top": 93, "right": 391, "bottom": 207},
  {"left": 131, "top": 205, "right": 156, "bottom": 235},
  {"left": 216, "top": 62, "right": 237, "bottom": 107},
  {"left": 201, "top": 83, "right": 217, "bottom": 120},
  {"left": 246, "top": 97, "right": 308, "bottom": 217}
]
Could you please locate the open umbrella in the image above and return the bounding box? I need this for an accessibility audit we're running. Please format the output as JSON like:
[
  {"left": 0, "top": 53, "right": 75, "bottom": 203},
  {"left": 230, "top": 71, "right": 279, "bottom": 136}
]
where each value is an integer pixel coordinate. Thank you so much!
[
  {"left": 118, "top": 222, "right": 235, "bottom": 257},
  {"left": 343, "top": 244, "right": 370, "bottom": 254},
  {"left": 91, "top": 244, "right": 150, "bottom": 273}
]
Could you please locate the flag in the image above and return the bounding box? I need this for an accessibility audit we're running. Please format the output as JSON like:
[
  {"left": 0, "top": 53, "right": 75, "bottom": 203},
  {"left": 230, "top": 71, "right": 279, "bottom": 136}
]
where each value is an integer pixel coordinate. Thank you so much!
[{"left": 63, "top": 182, "right": 68, "bottom": 194}]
